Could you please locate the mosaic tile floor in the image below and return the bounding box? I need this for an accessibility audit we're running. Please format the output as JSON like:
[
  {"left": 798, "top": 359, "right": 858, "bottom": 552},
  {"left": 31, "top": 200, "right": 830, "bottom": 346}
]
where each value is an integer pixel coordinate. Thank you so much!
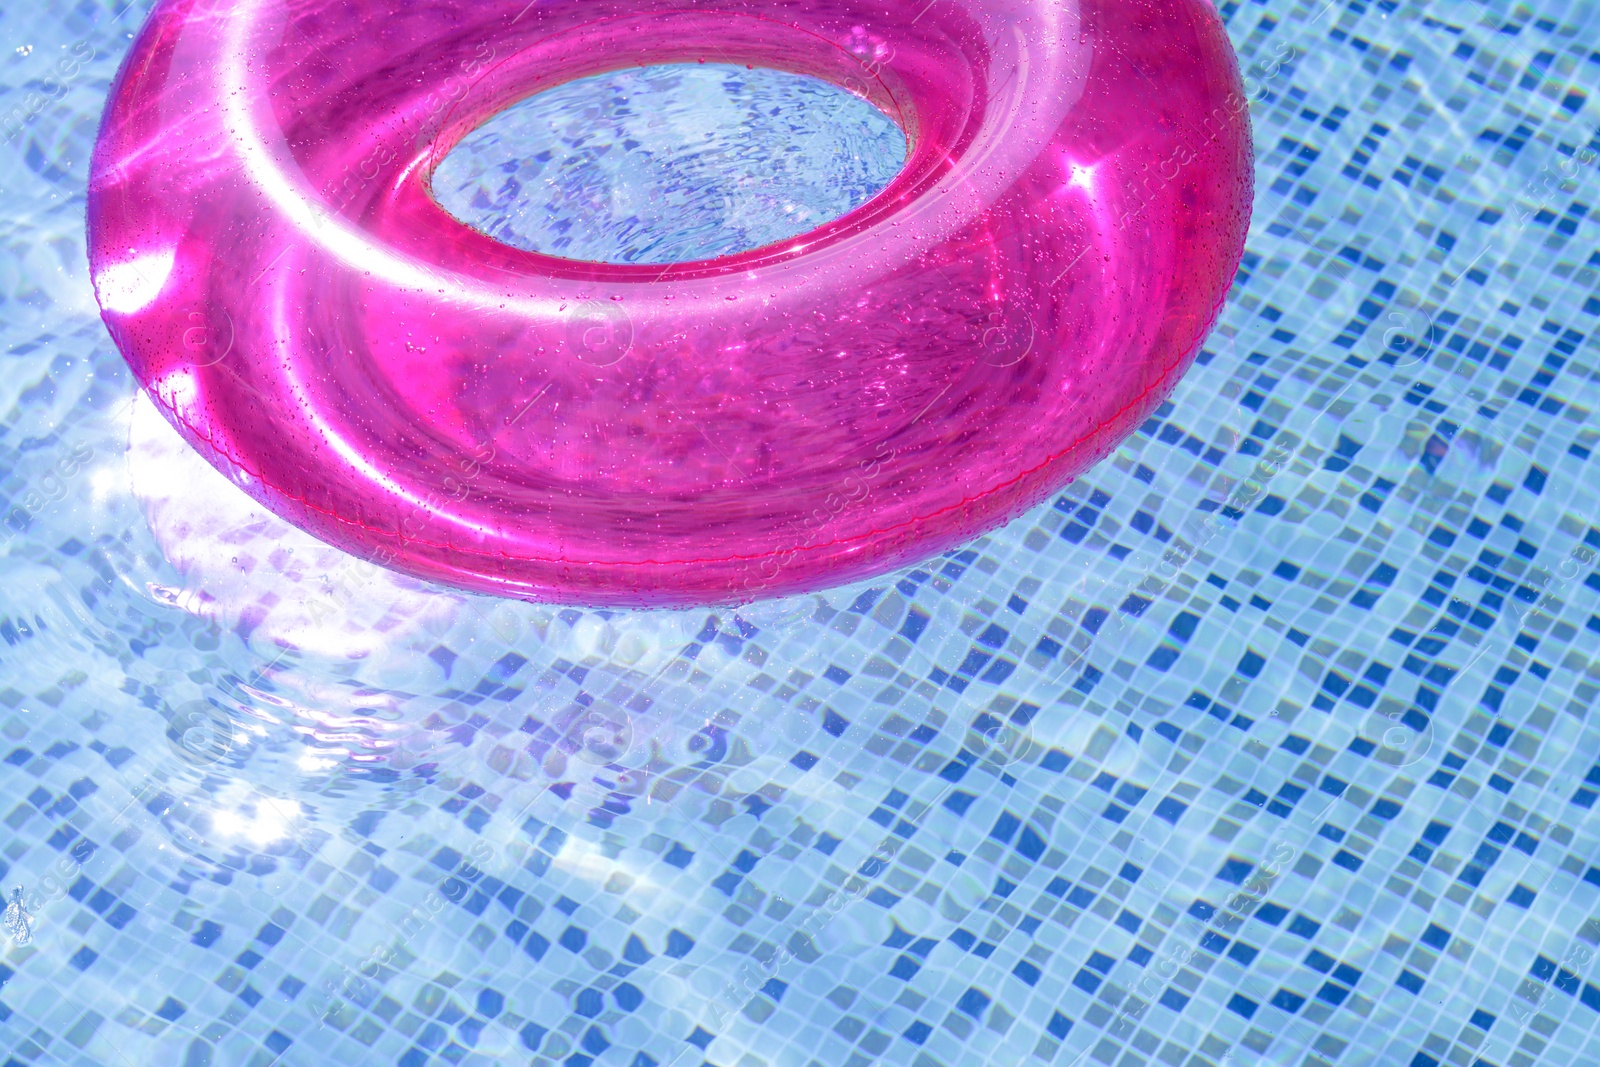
[{"left": 4, "top": 1, "right": 1600, "bottom": 1066}]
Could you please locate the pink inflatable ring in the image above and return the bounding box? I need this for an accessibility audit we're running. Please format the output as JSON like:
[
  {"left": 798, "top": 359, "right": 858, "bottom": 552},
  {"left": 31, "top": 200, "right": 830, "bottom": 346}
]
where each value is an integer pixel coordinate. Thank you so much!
[{"left": 88, "top": 0, "right": 1251, "bottom": 607}]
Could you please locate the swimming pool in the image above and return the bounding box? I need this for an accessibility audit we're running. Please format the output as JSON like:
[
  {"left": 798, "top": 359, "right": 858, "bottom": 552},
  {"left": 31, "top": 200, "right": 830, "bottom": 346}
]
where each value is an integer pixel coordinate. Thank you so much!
[{"left": 3, "top": 2, "right": 1600, "bottom": 1065}]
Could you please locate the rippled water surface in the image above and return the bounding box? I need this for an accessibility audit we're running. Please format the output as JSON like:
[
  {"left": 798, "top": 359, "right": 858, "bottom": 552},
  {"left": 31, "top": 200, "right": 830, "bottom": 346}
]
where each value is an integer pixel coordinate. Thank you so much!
[
  {"left": 5, "top": 3, "right": 1600, "bottom": 1067},
  {"left": 433, "top": 64, "right": 907, "bottom": 263}
]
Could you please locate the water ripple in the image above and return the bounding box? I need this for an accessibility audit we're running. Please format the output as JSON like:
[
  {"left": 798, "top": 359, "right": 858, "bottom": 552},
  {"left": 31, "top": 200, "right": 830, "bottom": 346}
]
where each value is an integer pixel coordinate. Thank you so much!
[{"left": 432, "top": 63, "right": 907, "bottom": 264}]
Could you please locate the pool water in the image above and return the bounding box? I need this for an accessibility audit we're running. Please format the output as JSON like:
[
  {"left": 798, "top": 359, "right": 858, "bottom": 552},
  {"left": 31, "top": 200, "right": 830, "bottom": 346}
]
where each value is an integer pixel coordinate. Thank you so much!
[
  {"left": 3, "top": 3, "right": 1600, "bottom": 1067},
  {"left": 433, "top": 64, "right": 906, "bottom": 263}
]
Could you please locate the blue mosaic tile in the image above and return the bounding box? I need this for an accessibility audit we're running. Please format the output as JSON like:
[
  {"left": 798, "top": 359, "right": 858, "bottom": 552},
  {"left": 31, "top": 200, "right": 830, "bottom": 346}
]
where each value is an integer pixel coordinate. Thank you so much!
[{"left": 3, "top": 0, "right": 1600, "bottom": 1065}]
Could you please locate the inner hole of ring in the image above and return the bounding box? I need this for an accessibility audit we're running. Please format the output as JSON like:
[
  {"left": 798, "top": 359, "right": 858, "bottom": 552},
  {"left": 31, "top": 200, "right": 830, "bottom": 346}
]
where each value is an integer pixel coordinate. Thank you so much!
[{"left": 430, "top": 62, "right": 909, "bottom": 266}]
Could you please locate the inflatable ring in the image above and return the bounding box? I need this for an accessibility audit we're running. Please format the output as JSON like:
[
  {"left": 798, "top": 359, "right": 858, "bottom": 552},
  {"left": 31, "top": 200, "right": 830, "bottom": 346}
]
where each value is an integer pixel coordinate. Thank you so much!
[{"left": 89, "top": 0, "right": 1251, "bottom": 607}]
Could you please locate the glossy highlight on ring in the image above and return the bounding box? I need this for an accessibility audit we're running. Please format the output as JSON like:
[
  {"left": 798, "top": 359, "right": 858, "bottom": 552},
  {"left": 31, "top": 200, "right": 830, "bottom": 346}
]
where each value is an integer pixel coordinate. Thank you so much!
[{"left": 88, "top": 0, "right": 1252, "bottom": 607}]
